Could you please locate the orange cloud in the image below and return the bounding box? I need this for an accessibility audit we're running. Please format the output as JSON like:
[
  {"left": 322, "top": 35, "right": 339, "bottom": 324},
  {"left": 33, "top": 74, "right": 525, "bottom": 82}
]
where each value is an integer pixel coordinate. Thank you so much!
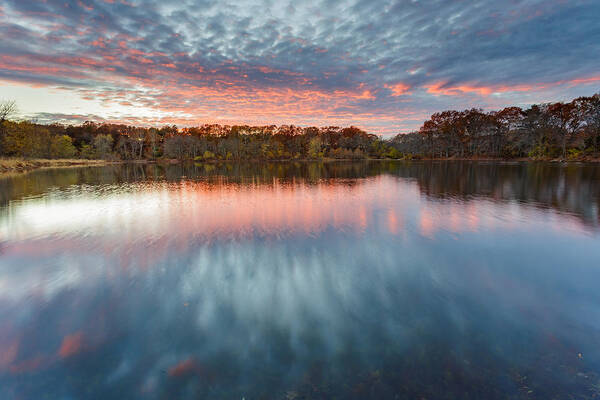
[
  {"left": 0, "top": 338, "right": 19, "bottom": 370},
  {"left": 168, "top": 358, "right": 199, "bottom": 377},
  {"left": 385, "top": 82, "right": 411, "bottom": 96},
  {"left": 9, "top": 356, "right": 45, "bottom": 374},
  {"left": 58, "top": 332, "right": 84, "bottom": 358},
  {"left": 5, "top": 22, "right": 598, "bottom": 137},
  {"left": 424, "top": 74, "right": 600, "bottom": 97},
  {"left": 425, "top": 80, "right": 545, "bottom": 96},
  {"left": 562, "top": 75, "right": 600, "bottom": 86}
]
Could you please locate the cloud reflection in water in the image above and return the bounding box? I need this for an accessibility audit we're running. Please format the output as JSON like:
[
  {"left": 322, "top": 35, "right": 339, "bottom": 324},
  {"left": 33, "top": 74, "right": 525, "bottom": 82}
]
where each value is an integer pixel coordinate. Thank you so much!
[{"left": 0, "top": 163, "right": 599, "bottom": 399}]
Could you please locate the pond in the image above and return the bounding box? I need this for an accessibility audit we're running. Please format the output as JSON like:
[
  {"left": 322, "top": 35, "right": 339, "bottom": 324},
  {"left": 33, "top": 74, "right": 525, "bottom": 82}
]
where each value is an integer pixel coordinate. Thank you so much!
[{"left": 1, "top": 161, "right": 599, "bottom": 399}]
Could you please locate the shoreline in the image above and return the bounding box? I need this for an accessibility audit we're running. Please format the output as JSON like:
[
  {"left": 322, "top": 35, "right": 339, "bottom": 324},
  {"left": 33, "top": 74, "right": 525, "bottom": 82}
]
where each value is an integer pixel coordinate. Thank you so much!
[
  {"left": 0, "top": 158, "right": 125, "bottom": 175},
  {"left": 172, "top": 156, "right": 600, "bottom": 164},
  {"left": 2, "top": 156, "right": 599, "bottom": 176}
]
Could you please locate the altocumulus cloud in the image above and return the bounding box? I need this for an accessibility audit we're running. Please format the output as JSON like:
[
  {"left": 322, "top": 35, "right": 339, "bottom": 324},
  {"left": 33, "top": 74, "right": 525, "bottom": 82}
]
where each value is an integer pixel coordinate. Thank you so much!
[{"left": 0, "top": 0, "right": 599, "bottom": 134}]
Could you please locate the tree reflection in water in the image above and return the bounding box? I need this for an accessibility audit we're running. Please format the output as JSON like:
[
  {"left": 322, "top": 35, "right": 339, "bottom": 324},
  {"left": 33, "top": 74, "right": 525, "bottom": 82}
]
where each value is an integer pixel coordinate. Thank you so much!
[{"left": 0, "top": 161, "right": 599, "bottom": 400}]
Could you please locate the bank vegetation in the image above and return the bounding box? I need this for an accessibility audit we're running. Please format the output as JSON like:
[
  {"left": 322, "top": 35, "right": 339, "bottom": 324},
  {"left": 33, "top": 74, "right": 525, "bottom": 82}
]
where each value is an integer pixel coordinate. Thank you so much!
[{"left": 1, "top": 93, "right": 599, "bottom": 169}]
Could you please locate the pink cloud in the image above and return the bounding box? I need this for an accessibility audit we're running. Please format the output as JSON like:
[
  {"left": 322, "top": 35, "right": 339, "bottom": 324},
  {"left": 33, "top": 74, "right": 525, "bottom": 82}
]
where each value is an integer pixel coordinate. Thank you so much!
[
  {"left": 58, "top": 332, "right": 84, "bottom": 358},
  {"left": 385, "top": 82, "right": 412, "bottom": 96}
]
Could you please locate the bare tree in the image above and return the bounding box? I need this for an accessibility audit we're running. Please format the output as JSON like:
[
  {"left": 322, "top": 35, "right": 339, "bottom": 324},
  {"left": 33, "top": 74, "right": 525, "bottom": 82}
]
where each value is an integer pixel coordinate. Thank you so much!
[
  {"left": 0, "top": 100, "right": 17, "bottom": 124},
  {"left": 0, "top": 100, "right": 17, "bottom": 154}
]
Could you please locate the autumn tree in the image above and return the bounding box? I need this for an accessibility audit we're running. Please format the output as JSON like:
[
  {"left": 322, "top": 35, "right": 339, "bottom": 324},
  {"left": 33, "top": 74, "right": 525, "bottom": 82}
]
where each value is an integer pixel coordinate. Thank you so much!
[
  {"left": 50, "top": 135, "right": 77, "bottom": 158},
  {"left": 547, "top": 102, "right": 581, "bottom": 158},
  {"left": 2, "top": 121, "right": 45, "bottom": 157},
  {"left": 308, "top": 136, "right": 324, "bottom": 159},
  {"left": 491, "top": 107, "right": 523, "bottom": 156},
  {"left": 163, "top": 135, "right": 187, "bottom": 159},
  {"left": 575, "top": 94, "right": 600, "bottom": 152},
  {"left": 0, "top": 100, "right": 17, "bottom": 155},
  {"left": 94, "top": 134, "right": 114, "bottom": 159},
  {"left": 129, "top": 128, "right": 145, "bottom": 159}
]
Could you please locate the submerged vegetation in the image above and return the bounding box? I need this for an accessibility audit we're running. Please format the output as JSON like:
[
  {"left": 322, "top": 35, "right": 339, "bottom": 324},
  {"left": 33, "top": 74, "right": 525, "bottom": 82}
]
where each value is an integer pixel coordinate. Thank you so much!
[{"left": 0, "top": 93, "right": 599, "bottom": 163}]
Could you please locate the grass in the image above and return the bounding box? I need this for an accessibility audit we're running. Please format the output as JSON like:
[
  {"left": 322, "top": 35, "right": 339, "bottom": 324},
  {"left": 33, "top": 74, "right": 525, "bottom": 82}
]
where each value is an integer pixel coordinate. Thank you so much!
[{"left": 0, "top": 157, "right": 116, "bottom": 174}]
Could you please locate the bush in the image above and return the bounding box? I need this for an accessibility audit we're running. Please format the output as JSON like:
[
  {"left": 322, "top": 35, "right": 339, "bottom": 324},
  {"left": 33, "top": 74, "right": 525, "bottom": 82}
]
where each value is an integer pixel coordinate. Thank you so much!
[
  {"left": 330, "top": 148, "right": 366, "bottom": 159},
  {"left": 384, "top": 148, "right": 402, "bottom": 159},
  {"left": 567, "top": 148, "right": 583, "bottom": 160},
  {"left": 528, "top": 145, "right": 547, "bottom": 159},
  {"left": 50, "top": 135, "right": 77, "bottom": 158},
  {"left": 79, "top": 144, "right": 95, "bottom": 159}
]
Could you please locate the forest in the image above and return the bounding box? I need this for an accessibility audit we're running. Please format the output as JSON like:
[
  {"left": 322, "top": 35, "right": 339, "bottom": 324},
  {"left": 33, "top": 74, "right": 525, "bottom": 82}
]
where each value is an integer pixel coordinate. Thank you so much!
[{"left": 0, "top": 93, "right": 599, "bottom": 162}]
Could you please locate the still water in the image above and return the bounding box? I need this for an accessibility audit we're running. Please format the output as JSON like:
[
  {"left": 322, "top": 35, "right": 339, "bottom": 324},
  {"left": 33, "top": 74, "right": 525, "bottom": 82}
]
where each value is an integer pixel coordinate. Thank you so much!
[{"left": 1, "top": 161, "right": 599, "bottom": 399}]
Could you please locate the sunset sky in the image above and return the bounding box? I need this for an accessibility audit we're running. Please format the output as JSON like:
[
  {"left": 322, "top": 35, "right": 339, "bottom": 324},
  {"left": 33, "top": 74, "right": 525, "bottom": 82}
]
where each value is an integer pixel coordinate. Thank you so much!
[{"left": 1, "top": 0, "right": 599, "bottom": 135}]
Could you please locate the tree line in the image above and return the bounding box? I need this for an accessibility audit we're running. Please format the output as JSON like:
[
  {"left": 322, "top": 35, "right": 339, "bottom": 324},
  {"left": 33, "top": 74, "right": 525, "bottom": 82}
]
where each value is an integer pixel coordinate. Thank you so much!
[
  {"left": 0, "top": 93, "right": 598, "bottom": 161},
  {"left": 392, "top": 93, "right": 600, "bottom": 159}
]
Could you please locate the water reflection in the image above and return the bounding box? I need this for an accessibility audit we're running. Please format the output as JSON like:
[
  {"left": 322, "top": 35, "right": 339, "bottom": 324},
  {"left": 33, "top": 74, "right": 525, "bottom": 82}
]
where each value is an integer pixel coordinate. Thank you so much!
[
  {"left": 0, "top": 161, "right": 599, "bottom": 399},
  {"left": 1, "top": 161, "right": 599, "bottom": 228}
]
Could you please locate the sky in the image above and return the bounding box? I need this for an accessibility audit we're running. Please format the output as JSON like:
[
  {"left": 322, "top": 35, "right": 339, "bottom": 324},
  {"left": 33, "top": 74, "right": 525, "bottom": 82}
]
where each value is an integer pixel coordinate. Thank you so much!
[{"left": 0, "top": 0, "right": 599, "bottom": 135}]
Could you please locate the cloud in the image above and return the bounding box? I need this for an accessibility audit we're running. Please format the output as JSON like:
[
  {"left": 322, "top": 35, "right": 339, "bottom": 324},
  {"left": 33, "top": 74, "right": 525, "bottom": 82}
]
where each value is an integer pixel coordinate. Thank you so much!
[
  {"left": 58, "top": 332, "right": 84, "bottom": 358},
  {"left": 0, "top": 0, "right": 599, "bottom": 134}
]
